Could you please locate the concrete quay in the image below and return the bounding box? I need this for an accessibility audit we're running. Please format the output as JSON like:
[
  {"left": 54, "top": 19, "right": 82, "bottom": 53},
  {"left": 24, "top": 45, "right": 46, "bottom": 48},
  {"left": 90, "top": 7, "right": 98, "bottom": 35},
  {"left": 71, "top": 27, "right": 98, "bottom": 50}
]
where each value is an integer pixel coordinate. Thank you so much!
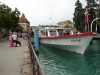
[{"left": 0, "top": 38, "right": 32, "bottom": 75}]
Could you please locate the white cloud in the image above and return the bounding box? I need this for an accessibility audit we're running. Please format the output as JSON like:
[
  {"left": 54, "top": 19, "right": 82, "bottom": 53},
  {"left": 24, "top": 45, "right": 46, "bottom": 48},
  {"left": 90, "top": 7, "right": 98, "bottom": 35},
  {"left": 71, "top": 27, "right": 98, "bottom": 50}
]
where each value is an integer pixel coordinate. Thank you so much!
[{"left": 0, "top": 0, "right": 86, "bottom": 26}]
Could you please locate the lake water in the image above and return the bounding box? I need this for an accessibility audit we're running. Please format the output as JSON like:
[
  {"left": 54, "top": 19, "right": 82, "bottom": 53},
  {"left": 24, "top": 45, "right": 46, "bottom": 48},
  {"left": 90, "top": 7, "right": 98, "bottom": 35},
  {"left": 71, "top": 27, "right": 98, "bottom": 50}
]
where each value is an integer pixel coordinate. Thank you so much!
[{"left": 38, "top": 40, "right": 100, "bottom": 75}]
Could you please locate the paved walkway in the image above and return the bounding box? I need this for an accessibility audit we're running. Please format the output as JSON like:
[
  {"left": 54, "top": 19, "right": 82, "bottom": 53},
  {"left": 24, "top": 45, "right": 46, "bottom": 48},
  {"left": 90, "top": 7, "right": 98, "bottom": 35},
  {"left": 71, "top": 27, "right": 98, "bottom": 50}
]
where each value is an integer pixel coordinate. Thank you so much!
[{"left": 0, "top": 38, "right": 28, "bottom": 75}]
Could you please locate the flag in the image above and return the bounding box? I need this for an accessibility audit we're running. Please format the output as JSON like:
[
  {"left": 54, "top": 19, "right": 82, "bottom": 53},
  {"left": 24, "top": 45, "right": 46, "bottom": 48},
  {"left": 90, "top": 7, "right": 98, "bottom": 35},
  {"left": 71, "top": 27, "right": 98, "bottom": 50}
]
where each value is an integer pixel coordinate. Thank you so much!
[{"left": 85, "top": 8, "right": 89, "bottom": 24}]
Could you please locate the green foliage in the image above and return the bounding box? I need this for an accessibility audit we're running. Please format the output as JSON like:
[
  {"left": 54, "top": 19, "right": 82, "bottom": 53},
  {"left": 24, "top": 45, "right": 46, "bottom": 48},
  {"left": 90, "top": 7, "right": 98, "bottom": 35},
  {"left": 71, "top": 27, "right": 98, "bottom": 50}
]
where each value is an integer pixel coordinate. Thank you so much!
[
  {"left": 86, "top": 0, "right": 99, "bottom": 31},
  {"left": 64, "top": 24, "right": 69, "bottom": 28},
  {"left": 73, "top": 0, "right": 85, "bottom": 31},
  {"left": 10, "top": 8, "right": 21, "bottom": 32},
  {"left": 0, "top": 3, "right": 22, "bottom": 34},
  {"left": 0, "top": 3, "right": 11, "bottom": 28},
  {"left": 97, "top": 20, "right": 100, "bottom": 33},
  {"left": 73, "top": 0, "right": 100, "bottom": 32},
  {"left": 14, "top": 24, "right": 23, "bottom": 32}
]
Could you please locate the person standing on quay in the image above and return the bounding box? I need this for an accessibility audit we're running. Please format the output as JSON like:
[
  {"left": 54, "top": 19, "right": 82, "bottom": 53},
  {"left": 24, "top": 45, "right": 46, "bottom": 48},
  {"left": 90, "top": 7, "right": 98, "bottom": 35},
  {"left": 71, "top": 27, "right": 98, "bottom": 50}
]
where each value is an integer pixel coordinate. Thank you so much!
[
  {"left": 12, "top": 32, "right": 17, "bottom": 47},
  {"left": 9, "top": 33, "right": 13, "bottom": 47}
]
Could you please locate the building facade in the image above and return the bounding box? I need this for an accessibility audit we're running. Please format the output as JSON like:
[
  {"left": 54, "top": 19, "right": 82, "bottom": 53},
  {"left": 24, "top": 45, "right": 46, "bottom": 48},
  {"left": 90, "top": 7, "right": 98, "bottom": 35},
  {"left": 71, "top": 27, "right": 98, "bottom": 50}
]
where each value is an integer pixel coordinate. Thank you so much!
[
  {"left": 57, "top": 20, "right": 74, "bottom": 28},
  {"left": 19, "top": 13, "right": 30, "bottom": 33}
]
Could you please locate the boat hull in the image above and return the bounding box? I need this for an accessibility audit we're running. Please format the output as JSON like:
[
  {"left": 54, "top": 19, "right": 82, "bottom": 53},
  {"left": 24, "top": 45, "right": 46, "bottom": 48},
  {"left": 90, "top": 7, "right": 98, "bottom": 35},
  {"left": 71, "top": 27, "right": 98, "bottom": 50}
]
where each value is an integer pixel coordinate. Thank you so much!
[{"left": 39, "top": 35, "right": 93, "bottom": 54}]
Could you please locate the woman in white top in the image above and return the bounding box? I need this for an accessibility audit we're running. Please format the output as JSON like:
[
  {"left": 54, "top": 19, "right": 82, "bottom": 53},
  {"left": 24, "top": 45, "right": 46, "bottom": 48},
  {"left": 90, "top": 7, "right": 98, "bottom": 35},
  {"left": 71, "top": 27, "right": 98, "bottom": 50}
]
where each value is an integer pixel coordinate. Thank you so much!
[{"left": 12, "top": 32, "right": 17, "bottom": 47}]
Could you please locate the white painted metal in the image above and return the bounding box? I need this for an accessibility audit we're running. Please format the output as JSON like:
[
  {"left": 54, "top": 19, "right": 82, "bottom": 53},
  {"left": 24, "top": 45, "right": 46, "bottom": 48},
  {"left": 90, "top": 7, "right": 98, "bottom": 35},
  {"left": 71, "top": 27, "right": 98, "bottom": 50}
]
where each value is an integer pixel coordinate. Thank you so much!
[
  {"left": 39, "top": 35, "right": 93, "bottom": 54},
  {"left": 91, "top": 17, "right": 100, "bottom": 32},
  {"left": 39, "top": 27, "right": 93, "bottom": 54}
]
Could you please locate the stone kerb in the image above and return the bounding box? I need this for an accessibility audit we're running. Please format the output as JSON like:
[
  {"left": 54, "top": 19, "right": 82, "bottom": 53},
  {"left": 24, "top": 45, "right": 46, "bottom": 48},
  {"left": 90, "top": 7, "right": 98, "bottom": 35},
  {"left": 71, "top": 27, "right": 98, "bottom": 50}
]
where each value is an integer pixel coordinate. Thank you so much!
[{"left": 21, "top": 45, "right": 33, "bottom": 75}]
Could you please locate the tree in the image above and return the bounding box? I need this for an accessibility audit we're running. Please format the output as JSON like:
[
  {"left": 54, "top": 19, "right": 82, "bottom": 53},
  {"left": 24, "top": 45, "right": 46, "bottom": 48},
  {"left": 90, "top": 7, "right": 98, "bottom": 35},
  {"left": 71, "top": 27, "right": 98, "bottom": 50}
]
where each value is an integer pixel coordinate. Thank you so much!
[
  {"left": 14, "top": 24, "right": 23, "bottom": 32},
  {"left": 73, "top": 0, "right": 85, "bottom": 31},
  {"left": 10, "top": 8, "right": 21, "bottom": 32},
  {"left": 86, "top": 0, "right": 99, "bottom": 32},
  {"left": 0, "top": 3, "right": 11, "bottom": 29},
  {"left": 0, "top": 3, "right": 22, "bottom": 35},
  {"left": 95, "top": 0, "right": 100, "bottom": 33},
  {"left": 64, "top": 24, "right": 69, "bottom": 28}
]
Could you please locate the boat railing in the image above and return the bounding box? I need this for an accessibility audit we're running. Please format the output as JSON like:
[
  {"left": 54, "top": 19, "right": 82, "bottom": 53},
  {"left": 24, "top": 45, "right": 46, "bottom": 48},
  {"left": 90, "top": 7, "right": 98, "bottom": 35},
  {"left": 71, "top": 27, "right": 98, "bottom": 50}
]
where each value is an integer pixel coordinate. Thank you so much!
[{"left": 28, "top": 39, "right": 44, "bottom": 75}]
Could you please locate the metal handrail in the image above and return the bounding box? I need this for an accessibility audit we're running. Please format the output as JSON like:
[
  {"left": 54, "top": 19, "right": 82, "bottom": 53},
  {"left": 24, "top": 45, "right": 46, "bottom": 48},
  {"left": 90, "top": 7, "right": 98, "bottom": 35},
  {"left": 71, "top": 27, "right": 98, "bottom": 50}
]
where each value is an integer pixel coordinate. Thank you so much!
[
  {"left": 91, "top": 17, "right": 100, "bottom": 32},
  {"left": 28, "top": 39, "right": 44, "bottom": 75}
]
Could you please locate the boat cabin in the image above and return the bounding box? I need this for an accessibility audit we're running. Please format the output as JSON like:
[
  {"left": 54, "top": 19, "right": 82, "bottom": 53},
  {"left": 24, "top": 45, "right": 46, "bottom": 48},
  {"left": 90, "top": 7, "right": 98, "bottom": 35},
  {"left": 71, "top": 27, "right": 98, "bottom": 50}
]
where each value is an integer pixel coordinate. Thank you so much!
[{"left": 39, "top": 28, "right": 76, "bottom": 37}]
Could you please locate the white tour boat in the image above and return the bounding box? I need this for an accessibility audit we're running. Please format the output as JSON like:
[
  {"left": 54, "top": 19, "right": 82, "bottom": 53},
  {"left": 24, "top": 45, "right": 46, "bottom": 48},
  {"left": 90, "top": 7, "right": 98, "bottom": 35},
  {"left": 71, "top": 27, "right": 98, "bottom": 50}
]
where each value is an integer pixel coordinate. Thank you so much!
[{"left": 39, "top": 27, "right": 94, "bottom": 54}]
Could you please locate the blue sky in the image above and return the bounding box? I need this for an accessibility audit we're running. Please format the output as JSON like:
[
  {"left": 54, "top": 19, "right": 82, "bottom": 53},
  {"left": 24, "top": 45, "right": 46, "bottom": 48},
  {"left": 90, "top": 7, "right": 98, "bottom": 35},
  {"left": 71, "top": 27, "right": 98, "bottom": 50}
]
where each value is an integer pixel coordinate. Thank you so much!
[{"left": 0, "top": 0, "right": 86, "bottom": 26}]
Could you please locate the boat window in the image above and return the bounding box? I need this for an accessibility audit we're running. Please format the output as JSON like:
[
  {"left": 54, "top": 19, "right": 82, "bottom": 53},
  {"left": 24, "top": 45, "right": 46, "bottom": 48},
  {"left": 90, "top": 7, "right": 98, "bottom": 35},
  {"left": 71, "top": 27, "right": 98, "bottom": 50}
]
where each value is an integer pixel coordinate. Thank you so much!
[
  {"left": 64, "top": 31, "right": 70, "bottom": 35},
  {"left": 41, "top": 31, "right": 48, "bottom": 36},
  {"left": 49, "top": 31, "right": 57, "bottom": 36},
  {"left": 59, "top": 30, "right": 64, "bottom": 36},
  {"left": 58, "top": 29, "right": 64, "bottom": 36},
  {"left": 41, "top": 31, "right": 44, "bottom": 36},
  {"left": 41, "top": 31, "right": 47, "bottom": 36}
]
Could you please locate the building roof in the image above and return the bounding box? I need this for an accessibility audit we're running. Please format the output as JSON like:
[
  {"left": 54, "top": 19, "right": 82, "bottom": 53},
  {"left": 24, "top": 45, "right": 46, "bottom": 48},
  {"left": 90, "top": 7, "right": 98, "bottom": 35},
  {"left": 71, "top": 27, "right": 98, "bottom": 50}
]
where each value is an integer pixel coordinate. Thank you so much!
[
  {"left": 19, "top": 13, "right": 30, "bottom": 24},
  {"left": 58, "top": 20, "right": 72, "bottom": 25}
]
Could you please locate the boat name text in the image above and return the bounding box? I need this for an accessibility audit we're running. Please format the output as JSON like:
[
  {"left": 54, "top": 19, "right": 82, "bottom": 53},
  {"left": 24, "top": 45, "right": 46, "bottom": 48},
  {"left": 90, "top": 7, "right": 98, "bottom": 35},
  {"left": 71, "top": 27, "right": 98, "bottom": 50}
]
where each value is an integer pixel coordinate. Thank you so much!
[{"left": 71, "top": 39, "right": 80, "bottom": 42}]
